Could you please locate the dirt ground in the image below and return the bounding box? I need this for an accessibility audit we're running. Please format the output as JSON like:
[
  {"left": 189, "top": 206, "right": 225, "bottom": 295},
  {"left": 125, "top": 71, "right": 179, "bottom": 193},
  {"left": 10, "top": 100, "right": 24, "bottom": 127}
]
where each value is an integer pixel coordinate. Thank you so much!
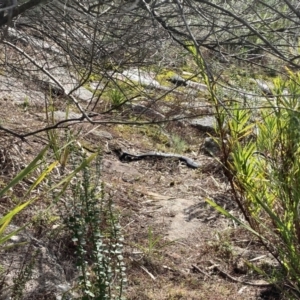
[
  {"left": 0, "top": 94, "right": 281, "bottom": 300},
  {"left": 101, "top": 133, "right": 277, "bottom": 300}
]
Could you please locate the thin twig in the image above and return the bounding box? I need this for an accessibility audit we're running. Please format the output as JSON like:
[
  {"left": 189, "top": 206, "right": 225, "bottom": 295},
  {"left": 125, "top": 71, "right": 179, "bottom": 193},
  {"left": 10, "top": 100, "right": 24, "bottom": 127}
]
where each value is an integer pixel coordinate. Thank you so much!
[
  {"left": 191, "top": 264, "right": 212, "bottom": 278},
  {"left": 214, "top": 265, "right": 271, "bottom": 287},
  {"left": 3, "top": 40, "right": 91, "bottom": 122},
  {"left": 140, "top": 265, "right": 156, "bottom": 281}
]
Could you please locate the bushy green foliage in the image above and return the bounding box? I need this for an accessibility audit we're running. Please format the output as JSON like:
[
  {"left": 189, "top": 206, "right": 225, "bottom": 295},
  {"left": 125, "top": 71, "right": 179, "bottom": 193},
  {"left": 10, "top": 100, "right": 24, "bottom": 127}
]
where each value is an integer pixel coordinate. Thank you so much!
[{"left": 207, "top": 69, "right": 300, "bottom": 296}]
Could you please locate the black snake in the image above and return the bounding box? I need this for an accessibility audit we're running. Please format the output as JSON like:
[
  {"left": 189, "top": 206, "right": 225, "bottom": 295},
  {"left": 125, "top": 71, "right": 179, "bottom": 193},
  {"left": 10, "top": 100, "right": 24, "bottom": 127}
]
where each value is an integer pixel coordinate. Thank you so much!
[{"left": 112, "top": 147, "right": 200, "bottom": 169}]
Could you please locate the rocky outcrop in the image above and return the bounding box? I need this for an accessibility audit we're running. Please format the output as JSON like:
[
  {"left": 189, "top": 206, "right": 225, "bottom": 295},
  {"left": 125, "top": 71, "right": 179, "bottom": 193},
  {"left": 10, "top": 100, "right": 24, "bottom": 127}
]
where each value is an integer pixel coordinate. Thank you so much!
[{"left": 189, "top": 116, "right": 216, "bottom": 133}]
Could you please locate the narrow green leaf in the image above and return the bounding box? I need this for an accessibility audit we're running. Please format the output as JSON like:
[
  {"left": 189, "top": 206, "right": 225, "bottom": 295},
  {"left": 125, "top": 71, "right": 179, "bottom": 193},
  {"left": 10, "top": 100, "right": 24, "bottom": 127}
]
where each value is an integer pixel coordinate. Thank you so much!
[
  {"left": 250, "top": 193, "right": 284, "bottom": 229},
  {"left": 0, "top": 201, "right": 32, "bottom": 246},
  {"left": 48, "top": 151, "right": 98, "bottom": 193},
  {"left": 26, "top": 160, "right": 59, "bottom": 195},
  {"left": 0, "top": 145, "right": 49, "bottom": 198},
  {"left": 0, "top": 200, "right": 32, "bottom": 226},
  {"left": 205, "top": 198, "right": 264, "bottom": 239},
  {"left": 0, "top": 225, "right": 27, "bottom": 245},
  {"left": 0, "top": 218, "right": 11, "bottom": 236}
]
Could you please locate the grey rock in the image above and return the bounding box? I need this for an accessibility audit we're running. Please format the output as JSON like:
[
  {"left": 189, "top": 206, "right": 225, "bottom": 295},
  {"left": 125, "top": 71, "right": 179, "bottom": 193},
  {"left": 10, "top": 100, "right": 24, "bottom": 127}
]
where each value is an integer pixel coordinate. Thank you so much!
[
  {"left": 232, "top": 245, "right": 279, "bottom": 268},
  {"left": 73, "top": 86, "right": 95, "bottom": 102},
  {"left": 222, "top": 85, "right": 258, "bottom": 101},
  {"left": 47, "top": 111, "right": 82, "bottom": 121},
  {"left": 182, "top": 71, "right": 194, "bottom": 76},
  {"left": 186, "top": 81, "right": 208, "bottom": 92},
  {"left": 2, "top": 225, "right": 77, "bottom": 300},
  {"left": 8, "top": 28, "right": 63, "bottom": 57},
  {"left": 112, "top": 70, "right": 184, "bottom": 95},
  {"left": 55, "top": 283, "right": 78, "bottom": 300},
  {"left": 189, "top": 116, "right": 215, "bottom": 133},
  {"left": 34, "top": 66, "right": 78, "bottom": 93},
  {"left": 87, "top": 130, "right": 113, "bottom": 140},
  {"left": 90, "top": 81, "right": 105, "bottom": 91},
  {"left": 251, "top": 78, "right": 274, "bottom": 95},
  {"left": 121, "top": 68, "right": 161, "bottom": 88},
  {"left": 20, "top": 58, "right": 94, "bottom": 104},
  {"left": 234, "top": 257, "right": 248, "bottom": 274},
  {"left": 102, "top": 159, "right": 141, "bottom": 182},
  {"left": 127, "top": 103, "right": 165, "bottom": 121},
  {"left": 251, "top": 79, "right": 289, "bottom": 97},
  {"left": 0, "top": 75, "right": 45, "bottom": 105}
]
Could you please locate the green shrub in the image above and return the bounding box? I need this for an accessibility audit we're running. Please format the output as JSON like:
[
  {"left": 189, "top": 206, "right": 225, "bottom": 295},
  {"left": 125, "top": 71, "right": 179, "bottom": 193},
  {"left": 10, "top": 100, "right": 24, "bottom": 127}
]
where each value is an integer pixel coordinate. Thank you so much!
[
  {"left": 207, "top": 69, "right": 300, "bottom": 296},
  {"left": 187, "top": 36, "right": 300, "bottom": 296}
]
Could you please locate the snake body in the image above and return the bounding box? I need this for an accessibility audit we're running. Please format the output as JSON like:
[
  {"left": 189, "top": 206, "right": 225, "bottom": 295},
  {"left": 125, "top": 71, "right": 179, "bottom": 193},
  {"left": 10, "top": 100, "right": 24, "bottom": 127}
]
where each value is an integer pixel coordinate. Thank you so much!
[{"left": 116, "top": 150, "right": 200, "bottom": 169}]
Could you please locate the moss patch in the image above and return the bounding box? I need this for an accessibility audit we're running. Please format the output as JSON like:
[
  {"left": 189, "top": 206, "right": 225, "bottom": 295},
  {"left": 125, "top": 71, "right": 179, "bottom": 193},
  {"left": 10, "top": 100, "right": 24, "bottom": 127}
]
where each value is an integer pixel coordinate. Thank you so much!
[
  {"left": 155, "top": 69, "right": 177, "bottom": 86},
  {"left": 115, "top": 124, "right": 170, "bottom": 149}
]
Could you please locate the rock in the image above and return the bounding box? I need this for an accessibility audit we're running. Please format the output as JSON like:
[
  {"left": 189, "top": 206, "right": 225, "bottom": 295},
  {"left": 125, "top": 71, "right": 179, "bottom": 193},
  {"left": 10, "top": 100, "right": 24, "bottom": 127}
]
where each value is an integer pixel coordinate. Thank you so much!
[
  {"left": 186, "top": 81, "right": 208, "bottom": 92},
  {"left": 89, "top": 81, "right": 105, "bottom": 91},
  {"left": 234, "top": 257, "right": 248, "bottom": 274},
  {"left": 37, "top": 110, "right": 82, "bottom": 121},
  {"left": 0, "top": 75, "right": 45, "bottom": 105},
  {"left": 121, "top": 68, "right": 161, "bottom": 88},
  {"left": 102, "top": 159, "right": 141, "bottom": 182},
  {"left": 250, "top": 78, "right": 274, "bottom": 96},
  {"left": 111, "top": 70, "right": 185, "bottom": 95},
  {"left": 20, "top": 58, "right": 95, "bottom": 103},
  {"left": 53, "top": 111, "right": 82, "bottom": 120},
  {"left": 1, "top": 225, "right": 77, "bottom": 300},
  {"left": 8, "top": 28, "right": 63, "bottom": 57},
  {"left": 87, "top": 130, "right": 113, "bottom": 140},
  {"left": 222, "top": 85, "right": 257, "bottom": 101},
  {"left": 127, "top": 103, "right": 165, "bottom": 121},
  {"left": 182, "top": 71, "right": 194, "bottom": 76},
  {"left": 232, "top": 246, "right": 279, "bottom": 271},
  {"left": 73, "top": 86, "right": 95, "bottom": 102},
  {"left": 33, "top": 66, "right": 79, "bottom": 94},
  {"left": 189, "top": 116, "right": 216, "bottom": 133}
]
